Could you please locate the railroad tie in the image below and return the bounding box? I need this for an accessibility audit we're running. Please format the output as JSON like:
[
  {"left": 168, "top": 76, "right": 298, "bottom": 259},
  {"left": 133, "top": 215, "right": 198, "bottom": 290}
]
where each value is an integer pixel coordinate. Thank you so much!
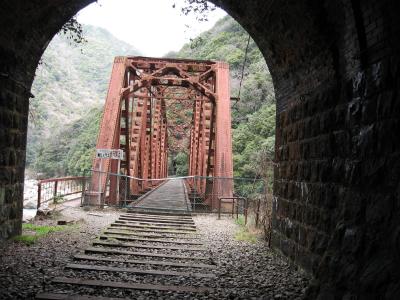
[
  {"left": 36, "top": 183, "right": 216, "bottom": 298},
  {"left": 99, "top": 233, "right": 204, "bottom": 245}
]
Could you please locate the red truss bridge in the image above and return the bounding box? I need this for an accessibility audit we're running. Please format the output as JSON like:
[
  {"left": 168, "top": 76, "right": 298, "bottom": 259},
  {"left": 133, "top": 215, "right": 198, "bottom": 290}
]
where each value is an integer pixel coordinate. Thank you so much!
[{"left": 85, "top": 56, "right": 233, "bottom": 211}]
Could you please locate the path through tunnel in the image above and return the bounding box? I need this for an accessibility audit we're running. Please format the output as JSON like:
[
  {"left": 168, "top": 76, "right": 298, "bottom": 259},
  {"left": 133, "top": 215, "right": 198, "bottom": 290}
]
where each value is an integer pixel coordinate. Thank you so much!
[{"left": 1, "top": 0, "right": 400, "bottom": 298}]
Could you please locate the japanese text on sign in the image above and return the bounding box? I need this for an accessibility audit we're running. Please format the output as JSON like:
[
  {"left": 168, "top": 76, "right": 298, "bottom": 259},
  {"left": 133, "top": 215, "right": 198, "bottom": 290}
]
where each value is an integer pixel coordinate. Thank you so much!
[{"left": 96, "top": 149, "right": 124, "bottom": 160}]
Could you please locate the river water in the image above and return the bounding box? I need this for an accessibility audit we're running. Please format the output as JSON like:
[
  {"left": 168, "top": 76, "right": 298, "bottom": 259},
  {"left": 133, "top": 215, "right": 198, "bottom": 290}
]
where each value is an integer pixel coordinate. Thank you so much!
[
  {"left": 23, "top": 178, "right": 38, "bottom": 221},
  {"left": 23, "top": 209, "right": 37, "bottom": 221}
]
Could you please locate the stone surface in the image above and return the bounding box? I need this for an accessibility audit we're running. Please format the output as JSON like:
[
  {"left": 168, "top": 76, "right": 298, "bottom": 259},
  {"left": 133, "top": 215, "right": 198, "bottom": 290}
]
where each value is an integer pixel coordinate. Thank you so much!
[{"left": 23, "top": 199, "right": 37, "bottom": 209}]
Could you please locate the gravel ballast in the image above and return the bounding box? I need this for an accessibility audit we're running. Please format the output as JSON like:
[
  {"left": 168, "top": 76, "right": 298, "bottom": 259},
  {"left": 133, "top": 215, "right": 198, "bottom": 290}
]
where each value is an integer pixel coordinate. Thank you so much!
[
  {"left": 0, "top": 207, "right": 120, "bottom": 299},
  {"left": 194, "top": 215, "right": 310, "bottom": 299},
  {"left": 0, "top": 208, "right": 310, "bottom": 299}
]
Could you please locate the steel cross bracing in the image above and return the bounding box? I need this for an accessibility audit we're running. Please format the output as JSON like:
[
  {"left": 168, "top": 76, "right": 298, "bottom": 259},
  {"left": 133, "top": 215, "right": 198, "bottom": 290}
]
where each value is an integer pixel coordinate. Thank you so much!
[{"left": 87, "top": 56, "right": 233, "bottom": 208}]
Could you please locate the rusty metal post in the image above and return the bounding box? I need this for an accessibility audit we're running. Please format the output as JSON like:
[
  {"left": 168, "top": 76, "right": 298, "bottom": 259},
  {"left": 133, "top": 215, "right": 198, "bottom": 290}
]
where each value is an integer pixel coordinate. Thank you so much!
[
  {"left": 89, "top": 57, "right": 127, "bottom": 205},
  {"left": 53, "top": 180, "right": 58, "bottom": 200},
  {"left": 213, "top": 62, "right": 233, "bottom": 208},
  {"left": 109, "top": 109, "right": 122, "bottom": 206},
  {"left": 37, "top": 182, "right": 41, "bottom": 209},
  {"left": 218, "top": 197, "right": 222, "bottom": 220},
  {"left": 236, "top": 198, "right": 239, "bottom": 220},
  {"left": 80, "top": 177, "right": 86, "bottom": 206},
  {"left": 193, "top": 177, "right": 197, "bottom": 212},
  {"left": 244, "top": 198, "right": 248, "bottom": 225},
  {"left": 124, "top": 177, "right": 129, "bottom": 206},
  {"left": 255, "top": 198, "right": 261, "bottom": 227}
]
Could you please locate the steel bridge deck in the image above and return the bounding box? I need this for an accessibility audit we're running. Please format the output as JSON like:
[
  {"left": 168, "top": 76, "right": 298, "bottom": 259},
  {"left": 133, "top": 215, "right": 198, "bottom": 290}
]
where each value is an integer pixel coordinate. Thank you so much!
[{"left": 130, "top": 179, "right": 191, "bottom": 214}]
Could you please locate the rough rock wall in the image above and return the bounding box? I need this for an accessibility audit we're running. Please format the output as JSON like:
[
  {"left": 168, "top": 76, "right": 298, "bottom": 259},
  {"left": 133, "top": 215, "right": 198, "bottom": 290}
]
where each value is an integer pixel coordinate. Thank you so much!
[
  {"left": 216, "top": 0, "right": 400, "bottom": 297},
  {"left": 265, "top": 0, "right": 400, "bottom": 298},
  {"left": 0, "top": 0, "right": 90, "bottom": 239}
]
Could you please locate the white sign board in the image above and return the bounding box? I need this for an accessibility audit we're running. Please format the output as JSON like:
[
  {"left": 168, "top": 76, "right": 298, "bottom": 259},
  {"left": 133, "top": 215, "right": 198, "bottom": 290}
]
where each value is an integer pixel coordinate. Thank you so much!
[{"left": 96, "top": 149, "right": 124, "bottom": 160}]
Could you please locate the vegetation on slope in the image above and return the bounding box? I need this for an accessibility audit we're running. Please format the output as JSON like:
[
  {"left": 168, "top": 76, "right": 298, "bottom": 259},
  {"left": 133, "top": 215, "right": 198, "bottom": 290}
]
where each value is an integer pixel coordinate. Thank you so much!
[
  {"left": 168, "top": 15, "right": 276, "bottom": 178},
  {"left": 170, "top": 16, "right": 275, "bottom": 126},
  {"left": 33, "top": 107, "right": 102, "bottom": 177},
  {"left": 28, "top": 25, "right": 140, "bottom": 176},
  {"left": 233, "top": 104, "right": 275, "bottom": 178}
]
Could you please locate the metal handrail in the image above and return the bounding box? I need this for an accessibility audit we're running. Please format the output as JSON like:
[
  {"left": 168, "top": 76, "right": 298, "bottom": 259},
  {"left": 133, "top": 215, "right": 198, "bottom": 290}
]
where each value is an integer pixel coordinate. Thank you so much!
[{"left": 37, "top": 176, "right": 89, "bottom": 209}]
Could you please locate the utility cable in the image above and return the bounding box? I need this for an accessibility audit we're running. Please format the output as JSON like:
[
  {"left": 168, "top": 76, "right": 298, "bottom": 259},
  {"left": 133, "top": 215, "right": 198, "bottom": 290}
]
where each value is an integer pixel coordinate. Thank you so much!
[{"left": 233, "top": 34, "right": 251, "bottom": 110}]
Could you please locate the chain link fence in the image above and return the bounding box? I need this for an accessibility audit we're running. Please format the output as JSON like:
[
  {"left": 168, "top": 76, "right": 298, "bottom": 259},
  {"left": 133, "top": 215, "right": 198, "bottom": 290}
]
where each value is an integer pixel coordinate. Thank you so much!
[
  {"left": 184, "top": 175, "right": 273, "bottom": 240},
  {"left": 82, "top": 170, "right": 165, "bottom": 208},
  {"left": 80, "top": 170, "right": 273, "bottom": 238},
  {"left": 37, "top": 176, "right": 88, "bottom": 209}
]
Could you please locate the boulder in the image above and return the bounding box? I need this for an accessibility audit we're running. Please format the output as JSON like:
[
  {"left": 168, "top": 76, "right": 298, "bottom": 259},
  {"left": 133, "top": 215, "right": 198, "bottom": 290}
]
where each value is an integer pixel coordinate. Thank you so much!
[
  {"left": 23, "top": 199, "right": 37, "bottom": 209},
  {"left": 36, "top": 207, "right": 52, "bottom": 216}
]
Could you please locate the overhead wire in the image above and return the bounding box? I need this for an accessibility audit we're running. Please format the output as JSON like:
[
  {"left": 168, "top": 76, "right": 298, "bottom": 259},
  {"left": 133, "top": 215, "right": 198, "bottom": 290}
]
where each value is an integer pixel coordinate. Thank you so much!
[{"left": 233, "top": 34, "right": 251, "bottom": 110}]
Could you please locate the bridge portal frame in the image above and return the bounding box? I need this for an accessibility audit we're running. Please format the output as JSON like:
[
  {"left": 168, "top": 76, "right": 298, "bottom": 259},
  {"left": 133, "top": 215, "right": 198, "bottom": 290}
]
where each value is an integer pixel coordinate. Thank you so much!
[{"left": 88, "top": 56, "right": 233, "bottom": 208}]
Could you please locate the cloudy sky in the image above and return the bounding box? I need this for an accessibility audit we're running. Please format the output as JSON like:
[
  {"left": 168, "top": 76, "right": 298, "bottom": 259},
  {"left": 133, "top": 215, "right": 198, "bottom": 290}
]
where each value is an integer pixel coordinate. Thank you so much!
[{"left": 77, "top": 0, "right": 226, "bottom": 56}]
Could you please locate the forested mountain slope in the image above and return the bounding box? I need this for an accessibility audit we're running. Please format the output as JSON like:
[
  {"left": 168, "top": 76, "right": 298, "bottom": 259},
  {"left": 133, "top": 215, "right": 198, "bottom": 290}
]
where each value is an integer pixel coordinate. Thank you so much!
[
  {"left": 27, "top": 25, "right": 140, "bottom": 175},
  {"left": 169, "top": 16, "right": 276, "bottom": 177},
  {"left": 169, "top": 16, "right": 275, "bottom": 126}
]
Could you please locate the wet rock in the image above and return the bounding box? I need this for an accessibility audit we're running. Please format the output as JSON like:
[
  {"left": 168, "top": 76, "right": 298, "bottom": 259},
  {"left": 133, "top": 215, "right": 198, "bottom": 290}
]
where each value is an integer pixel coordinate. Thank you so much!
[{"left": 23, "top": 198, "right": 37, "bottom": 209}]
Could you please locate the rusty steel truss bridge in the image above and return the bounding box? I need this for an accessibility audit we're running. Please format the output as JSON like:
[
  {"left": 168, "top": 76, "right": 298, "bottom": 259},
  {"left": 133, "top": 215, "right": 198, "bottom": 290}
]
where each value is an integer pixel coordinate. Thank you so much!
[{"left": 86, "top": 56, "right": 233, "bottom": 210}]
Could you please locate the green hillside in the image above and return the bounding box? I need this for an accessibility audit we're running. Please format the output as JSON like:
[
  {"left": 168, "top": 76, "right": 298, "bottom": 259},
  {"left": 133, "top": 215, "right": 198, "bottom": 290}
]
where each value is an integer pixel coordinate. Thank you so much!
[
  {"left": 169, "top": 16, "right": 275, "bottom": 126},
  {"left": 33, "top": 107, "right": 102, "bottom": 176},
  {"left": 27, "top": 25, "right": 140, "bottom": 175},
  {"left": 169, "top": 16, "right": 276, "bottom": 178},
  {"left": 28, "top": 17, "right": 276, "bottom": 179}
]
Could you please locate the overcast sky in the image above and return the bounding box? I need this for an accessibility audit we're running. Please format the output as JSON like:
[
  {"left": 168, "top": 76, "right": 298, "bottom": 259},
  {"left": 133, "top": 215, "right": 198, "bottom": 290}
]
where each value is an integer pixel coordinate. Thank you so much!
[{"left": 77, "top": 0, "right": 226, "bottom": 57}]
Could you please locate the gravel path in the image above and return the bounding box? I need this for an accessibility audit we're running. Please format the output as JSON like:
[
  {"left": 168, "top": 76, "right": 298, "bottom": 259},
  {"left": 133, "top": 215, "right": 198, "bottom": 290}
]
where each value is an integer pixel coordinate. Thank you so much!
[
  {"left": 0, "top": 209, "right": 310, "bottom": 299},
  {"left": 0, "top": 207, "right": 120, "bottom": 299},
  {"left": 194, "top": 215, "right": 310, "bottom": 299}
]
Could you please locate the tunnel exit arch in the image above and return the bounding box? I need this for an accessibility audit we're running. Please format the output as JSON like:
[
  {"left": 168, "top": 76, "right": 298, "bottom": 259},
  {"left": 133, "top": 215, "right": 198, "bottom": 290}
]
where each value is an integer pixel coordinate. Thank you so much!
[{"left": 1, "top": 0, "right": 400, "bottom": 298}]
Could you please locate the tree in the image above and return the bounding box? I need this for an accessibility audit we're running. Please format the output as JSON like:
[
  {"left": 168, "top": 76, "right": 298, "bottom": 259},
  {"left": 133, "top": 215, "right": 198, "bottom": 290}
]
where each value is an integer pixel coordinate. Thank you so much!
[
  {"left": 174, "top": 152, "right": 189, "bottom": 176},
  {"left": 177, "top": 0, "right": 216, "bottom": 22},
  {"left": 60, "top": 17, "right": 87, "bottom": 45}
]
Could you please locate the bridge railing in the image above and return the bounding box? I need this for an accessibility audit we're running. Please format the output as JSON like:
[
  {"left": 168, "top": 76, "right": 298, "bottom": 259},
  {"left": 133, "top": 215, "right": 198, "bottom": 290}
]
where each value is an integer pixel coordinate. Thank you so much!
[
  {"left": 183, "top": 175, "right": 267, "bottom": 211},
  {"left": 82, "top": 170, "right": 165, "bottom": 207},
  {"left": 184, "top": 175, "right": 272, "bottom": 232},
  {"left": 82, "top": 171, "right": 272, "bottom": 230},
  {"left": 37, "top": 176, "right": 89, "bottom": 209}
]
